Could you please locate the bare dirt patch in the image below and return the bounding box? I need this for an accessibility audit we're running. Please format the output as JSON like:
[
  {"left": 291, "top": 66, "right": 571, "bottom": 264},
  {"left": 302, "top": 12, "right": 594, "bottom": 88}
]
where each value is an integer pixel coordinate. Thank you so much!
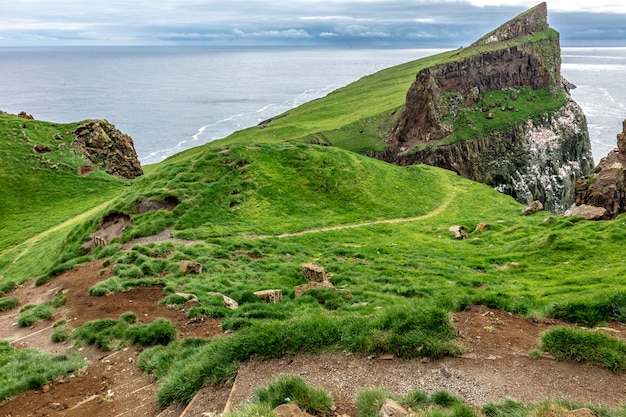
[
  {"left": 1, "top": 262, "right": 625, "bottom": 417},
  {"left": 84, "top": 212, "right": 133, "bottom": 252}
]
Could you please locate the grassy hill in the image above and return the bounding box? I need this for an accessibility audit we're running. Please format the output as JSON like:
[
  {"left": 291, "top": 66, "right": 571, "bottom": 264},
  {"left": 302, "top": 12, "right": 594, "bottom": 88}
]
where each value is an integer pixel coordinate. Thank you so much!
[
  {"left": 0, "top": 113, "right": 126, "bottom": 288},
  {"left": 1, "top": 37, "right": 626, "bottom": 410}
]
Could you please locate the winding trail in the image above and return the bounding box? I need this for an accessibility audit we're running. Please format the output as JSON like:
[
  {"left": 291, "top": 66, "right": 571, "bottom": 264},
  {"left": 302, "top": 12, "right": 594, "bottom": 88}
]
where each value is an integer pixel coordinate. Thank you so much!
[
  {"left": 0, "top": 200, "right": 112, "bottom": 262},
  {"left": 246, "top": 184, "right": 455, "bottom": 239}
]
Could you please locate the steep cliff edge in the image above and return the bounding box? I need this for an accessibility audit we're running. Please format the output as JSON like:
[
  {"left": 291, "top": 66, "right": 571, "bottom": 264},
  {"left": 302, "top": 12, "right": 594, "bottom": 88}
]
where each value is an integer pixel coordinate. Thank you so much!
[
  {"left": 376, "top": 2, "right": 593, "bottom": 212},
  {"left": 572, "top": 120, "right": 626, "bottom": 220}
]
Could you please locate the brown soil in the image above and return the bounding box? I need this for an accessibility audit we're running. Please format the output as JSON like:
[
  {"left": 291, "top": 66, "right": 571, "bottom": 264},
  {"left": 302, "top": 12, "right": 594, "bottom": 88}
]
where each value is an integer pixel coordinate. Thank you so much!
[{"left": 1, "top": 260, "right": 625, "bottom": 417}]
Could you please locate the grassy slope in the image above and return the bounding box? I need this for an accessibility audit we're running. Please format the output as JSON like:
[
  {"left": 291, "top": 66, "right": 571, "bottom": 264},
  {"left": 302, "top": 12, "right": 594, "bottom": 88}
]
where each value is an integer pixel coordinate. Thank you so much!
[
  {"left": 0, "top": 114, "right": 126, "bottom": 285},
  {"left": 2, "top": 26, "right": 626, "bottom": 406}
]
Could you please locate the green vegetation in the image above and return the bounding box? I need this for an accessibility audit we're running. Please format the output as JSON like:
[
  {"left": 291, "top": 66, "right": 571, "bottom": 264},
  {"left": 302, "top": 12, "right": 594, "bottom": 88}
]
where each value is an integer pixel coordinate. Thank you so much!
[
  {"left": 0, "top": 296, "right": 18, "bottom": 312},
  {"left": 0, "top": 114, "right": 126, "bottom": 285},
  {"left": 541, "top": 327, "right": 626, "bottom": 373},
  {"left": 51, "top": 320, "right": 72, "bottom": 343},
  {"left": 252, "top": 375, "right": 333, "bottom": 416},
  {"left": 140, "top": 304, "right": 460, "bottom": 406},
  {"left": 72, "top": 315, "right": 177, "bottom": 351},
  {"left": 483, "top": 398, "right": 626, "bottom": 417},
  {"left": 1, "top": 26, "right": 625, "bottom": 408},
  {"left": 16, "top": 291, "right": 66, "bottom": 327},
  {"left": 17, "top": 303, "right": 53, "bottom": 327},
  {"left": 356, "top": 387, "right": 475, "bottom": 417},
  {"left": 0, "top": 340, "right": 84, "bottom": 404},
  {"left": 438, "top": 86, "right": 567, "bottom": 147}
]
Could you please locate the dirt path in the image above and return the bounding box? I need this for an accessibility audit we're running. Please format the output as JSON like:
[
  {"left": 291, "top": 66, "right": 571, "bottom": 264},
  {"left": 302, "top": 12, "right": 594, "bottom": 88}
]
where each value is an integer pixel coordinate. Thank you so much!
[
  {"left": 3, "top": 181, "right": 626, "bottom": 415},
  {"left": 247, "top": 179, "right": 455, "bottom": 240},
  {"left": 0, "top": 200, "right": 112, "bottom": 261},
  {"left": 1, "top": 260, "right": 625, "bottom": 417}
]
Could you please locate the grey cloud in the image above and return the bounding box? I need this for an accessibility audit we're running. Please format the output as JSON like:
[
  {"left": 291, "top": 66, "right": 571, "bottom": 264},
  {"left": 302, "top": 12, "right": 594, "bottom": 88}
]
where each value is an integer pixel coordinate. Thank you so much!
[{"left": 0, "top": 1, "right": 624, "bottom": 46}]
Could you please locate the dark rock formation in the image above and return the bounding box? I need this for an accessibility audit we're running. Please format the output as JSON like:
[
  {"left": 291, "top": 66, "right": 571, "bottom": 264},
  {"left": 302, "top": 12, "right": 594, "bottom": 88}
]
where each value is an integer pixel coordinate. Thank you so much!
[
  {"left": 73, "top": 119, "right": 143, "bottom": 179},
  {"left": 376, "top": 3, "right": 593, "bottom": 213},
  {"left": 572, "top": 120, "right": 626, "bottom": 220}
]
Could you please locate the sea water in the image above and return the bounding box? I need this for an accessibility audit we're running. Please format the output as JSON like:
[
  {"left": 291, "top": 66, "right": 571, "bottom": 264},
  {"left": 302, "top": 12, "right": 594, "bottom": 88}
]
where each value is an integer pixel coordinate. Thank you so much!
[{"left": 0, "top": 46, "right": 624, "bottom": 165}]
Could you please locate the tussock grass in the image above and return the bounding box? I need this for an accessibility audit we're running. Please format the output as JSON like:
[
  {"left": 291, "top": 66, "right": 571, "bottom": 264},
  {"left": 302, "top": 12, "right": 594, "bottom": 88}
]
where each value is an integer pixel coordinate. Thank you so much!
[
  {"left": 72, "top": 316, "right": 177, "bottom": 351},
  {"left": 356, "top": 387, "right": 475, "bottom": 417},
  {"left": 0, "top": 296, "right": 18, "bottom": 312},
  {"left": 540, "top": 327, "right": 626, "bottom": 373},
  {"left": 252, "top": 375, "right": 333, "bottom": 416},
  {"left": 0, "top": 340, "right": 85, "bottom": 404},
  {"left": 141, "top": 304, "right": 460, "bottom": 407},
  {"left": 3, "top": 30, "right": 626, "bottom": 409},
  {"left": 17, "top": 303, "right": 53, "bottom": 327},
  {"left": 483, "top": 398, "right": 626, "bottom": 417}
]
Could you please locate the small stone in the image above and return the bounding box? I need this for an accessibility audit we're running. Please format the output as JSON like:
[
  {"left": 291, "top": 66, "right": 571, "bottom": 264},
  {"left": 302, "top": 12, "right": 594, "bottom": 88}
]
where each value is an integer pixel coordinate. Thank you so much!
[
  {"left": 378, "top": 398, "right": 409, "bottom": 417},
  {"left": 448, "top": 225, "right": 468, "bottom": 240},
  {"left": 522, "top": 200, "right": 543, "bottom": 215}
]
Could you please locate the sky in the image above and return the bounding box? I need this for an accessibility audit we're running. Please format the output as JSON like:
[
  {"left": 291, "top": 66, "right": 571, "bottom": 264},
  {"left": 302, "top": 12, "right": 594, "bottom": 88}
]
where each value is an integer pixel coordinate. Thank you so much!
[{"left": 1, "top": 1, "right": 625, "bottom": 47}]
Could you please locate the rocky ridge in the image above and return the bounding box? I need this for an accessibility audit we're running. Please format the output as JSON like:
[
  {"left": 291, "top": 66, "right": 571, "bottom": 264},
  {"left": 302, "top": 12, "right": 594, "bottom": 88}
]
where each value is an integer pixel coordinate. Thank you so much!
[
  {"left": 572, "top": 119, "right": 626, "bottom": 220},
  {"left": 376, "top": 2, "right": 594, "bottom": 213},
  {"left": 73, "top": 119, "right": 143, "bottom": 179}
]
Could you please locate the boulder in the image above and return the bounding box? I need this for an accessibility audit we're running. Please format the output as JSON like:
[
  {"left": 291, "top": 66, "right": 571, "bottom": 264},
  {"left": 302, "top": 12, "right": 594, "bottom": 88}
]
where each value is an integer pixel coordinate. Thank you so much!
[
  {"left": 294, "top": 281, "right": 334, "bottom": 298},
  {"left": 378, "top": 399, "right": 409, "bottom": 417},
  {"left": 254, "top": 289, "right": 283, "bottom": 304},
  {"left": 172, "top": 292, "right": 200, "bottom": 309},
  {"left": 73, "top": 119, "right": 143, "bottom": 179},
  {"left": 207, "top": 292, "right": 239, "bottom": 310},
  {"left": 522, "top": 200, "right": 543, "bottom": 215},
  {"left": 301, "top": 263, "right": 330, "bottom": 283},
  {"left": 179, "top": 260, "right": 202, "bottom": 275},
  {"left": 568, "top": 204, "right": 607, "bottom": 220},
  {"left": 17, "top": 111, "right": 34, "bottom": 120},
  {"left": 274, "top": 403, "right": 314, "bottom": 417},
  {"left": 573, "top": 119, "right": 626, "bottom": 220},
  {"left": 448, "top": 226, "right": 468, "bottom": 240}
]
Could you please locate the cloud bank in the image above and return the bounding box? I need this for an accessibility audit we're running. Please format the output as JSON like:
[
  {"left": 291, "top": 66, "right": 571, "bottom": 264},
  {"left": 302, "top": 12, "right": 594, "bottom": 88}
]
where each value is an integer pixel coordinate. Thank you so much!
[{"left": 0, "top": 1, "right": 624, "bottom": 47}]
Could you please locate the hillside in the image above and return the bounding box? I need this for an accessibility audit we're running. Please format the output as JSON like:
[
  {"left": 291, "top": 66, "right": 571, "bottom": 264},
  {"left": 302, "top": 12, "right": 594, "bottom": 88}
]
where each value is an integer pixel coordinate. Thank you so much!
[{"left": 1, "top": 4, "right": 626, "bottom": 416}]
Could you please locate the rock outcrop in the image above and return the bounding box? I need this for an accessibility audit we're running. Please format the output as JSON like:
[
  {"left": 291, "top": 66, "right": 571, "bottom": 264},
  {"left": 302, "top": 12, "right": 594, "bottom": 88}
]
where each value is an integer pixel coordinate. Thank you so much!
[
  {"left": 376, "top": 2, "right": 593, "bottom": 213},
  {"left": 572, "top": 119, "right": 626, "bottom": 220},
  {"left": 73, "top": 119, "right": 143, "bottom": 179}
]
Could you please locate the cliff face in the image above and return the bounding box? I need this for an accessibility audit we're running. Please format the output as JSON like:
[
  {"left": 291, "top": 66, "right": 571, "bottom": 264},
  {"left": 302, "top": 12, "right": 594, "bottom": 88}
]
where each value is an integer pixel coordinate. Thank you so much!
[
  {"left": 73, "top": 119, "right": 143, "bottom": 179},
  {"left": 377, "top": 2, "right": 593, "bottom": 212},
  {"left": 572, "top": 120, "right": 626, "bottom": 220}
]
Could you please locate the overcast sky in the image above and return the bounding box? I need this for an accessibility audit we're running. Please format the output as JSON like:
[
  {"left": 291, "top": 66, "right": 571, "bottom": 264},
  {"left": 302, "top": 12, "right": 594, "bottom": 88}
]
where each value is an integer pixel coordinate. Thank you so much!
[{"left": 1, "top": 1, "right": 625, "bottom": 47}]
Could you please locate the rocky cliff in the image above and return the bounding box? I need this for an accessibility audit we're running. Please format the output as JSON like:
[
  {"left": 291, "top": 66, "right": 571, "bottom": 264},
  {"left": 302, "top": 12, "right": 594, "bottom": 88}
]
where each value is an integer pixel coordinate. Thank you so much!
[
  {"left": 73, "top": 119, "right": 143, "bottom": 179},
  {"left": 572, "top": 120, "right": 626, "bottom": 220},
  {"left": 376, "top": 2, "right": 593, "bottom": 212}
]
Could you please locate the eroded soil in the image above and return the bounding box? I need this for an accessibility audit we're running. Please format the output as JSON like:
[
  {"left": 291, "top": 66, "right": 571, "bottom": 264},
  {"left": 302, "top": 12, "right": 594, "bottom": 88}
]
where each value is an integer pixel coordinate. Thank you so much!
[{"left": 1, "top": 260, "right": 625, "bottom": 417}]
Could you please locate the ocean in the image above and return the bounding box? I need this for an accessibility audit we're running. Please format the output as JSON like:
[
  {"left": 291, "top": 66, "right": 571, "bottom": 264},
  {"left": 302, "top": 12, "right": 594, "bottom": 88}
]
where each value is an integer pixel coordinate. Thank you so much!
[{"left": 0, "top": 46, "right": 624, "bottom": 165}]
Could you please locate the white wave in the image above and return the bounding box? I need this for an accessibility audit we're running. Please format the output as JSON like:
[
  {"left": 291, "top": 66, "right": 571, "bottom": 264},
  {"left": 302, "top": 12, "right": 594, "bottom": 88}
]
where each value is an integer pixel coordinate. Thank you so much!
[{"left": 562, "top": 63, "right": 626, "bottom": 72}]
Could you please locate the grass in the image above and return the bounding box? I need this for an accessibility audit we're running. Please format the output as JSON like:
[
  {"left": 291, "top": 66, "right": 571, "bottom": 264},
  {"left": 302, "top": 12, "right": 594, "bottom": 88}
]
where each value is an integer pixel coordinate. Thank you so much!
[
  {"left": 1, "top": 26, "right": 625, "bottom": 409},
  {"left": 0, "top": 296, "right": 18, "bottom": 312},
  {"left": 0, "top": 340, "right": 85, "bottom": 404},
  {"left": 72, "top": 315, "right": 177, "bottom": 351},
  {"left": 356, "top": 387, "right": 475, "bottom": 417},
  {"left": 252, "top": 375, "right": 334, "bottom": 416},
  {"left": 540, "top": 327, "right": 626, "bottom": 373},
  {"left": 437, "top": 86, "right": 567, "bottom": 146},
  {"left": 483, "top": 398, "right": 626, "bottom": 417},
  {"left": 0, "top": 113, "right": 126, "bottom": 285},
  {"left": 355, "top": 388, "right": 626, "bottom": 417},
  {"left": 140, "top": 304, "right": 460, "bottom": 406}
]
